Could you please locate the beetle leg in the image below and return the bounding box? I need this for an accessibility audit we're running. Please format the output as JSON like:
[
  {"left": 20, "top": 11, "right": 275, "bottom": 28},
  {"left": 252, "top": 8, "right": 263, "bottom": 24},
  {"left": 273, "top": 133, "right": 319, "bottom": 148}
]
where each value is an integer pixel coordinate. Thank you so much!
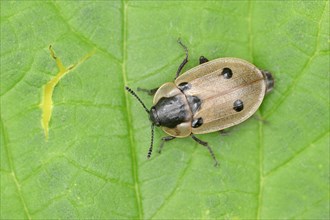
[
  {"left": 191, "top": 135, "right": 219, "bottom": 167},
  {"left": 158, "top": 136, "right": 176, "bottom": 154},
  {"left": 261, "top": 70, "right": 274, "bottom": 94},
  {"left": 175, "top": 38, "right": 189, "bottom": 79},
  {"left": 219, "top": 129, "right": 230, "bottom": 136},
  {"left": 137, "top": 87, "right": 159, "bottom": 96},
  {"left": 199, "top": 56, "right": 209, "bottom": 64}
]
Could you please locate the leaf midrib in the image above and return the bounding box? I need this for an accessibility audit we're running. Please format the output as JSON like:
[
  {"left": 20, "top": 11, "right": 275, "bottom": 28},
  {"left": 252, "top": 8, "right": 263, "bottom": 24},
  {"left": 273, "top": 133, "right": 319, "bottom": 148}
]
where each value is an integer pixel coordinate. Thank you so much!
[
  {"left": 247, "top": 1, "right": 265, "bottom": 218},
  {"left": 121, "top": 1, "right": 143, "bottom": 219}
]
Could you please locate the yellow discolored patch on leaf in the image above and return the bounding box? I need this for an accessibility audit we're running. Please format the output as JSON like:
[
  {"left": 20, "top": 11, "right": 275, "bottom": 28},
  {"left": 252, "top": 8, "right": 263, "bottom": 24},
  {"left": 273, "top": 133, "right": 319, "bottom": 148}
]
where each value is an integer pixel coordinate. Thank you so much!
[{"left": 40, "top": 45, "right": 95, "bottom": 140}]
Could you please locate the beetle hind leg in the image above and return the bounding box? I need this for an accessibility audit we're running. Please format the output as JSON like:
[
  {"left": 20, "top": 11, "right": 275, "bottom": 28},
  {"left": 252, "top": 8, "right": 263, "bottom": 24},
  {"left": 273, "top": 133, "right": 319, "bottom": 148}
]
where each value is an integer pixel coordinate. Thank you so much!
[
  {"left": 199, "top": 56, "right": 209, "bottom": 64},
  {"left": 137, "top": 87, "right": 158, "bottom": 96},
  {"left": 219, "top": 129, "right": 231, "bottom": 136},
  {"left": 158, "top": 136, "right": 176, "bottom": 154},
  {"left": 191, "top": 134, "right": 219, "bottom": 167},
  {"left": 252, "top": 114, "right": 269, "bottom": 125}
]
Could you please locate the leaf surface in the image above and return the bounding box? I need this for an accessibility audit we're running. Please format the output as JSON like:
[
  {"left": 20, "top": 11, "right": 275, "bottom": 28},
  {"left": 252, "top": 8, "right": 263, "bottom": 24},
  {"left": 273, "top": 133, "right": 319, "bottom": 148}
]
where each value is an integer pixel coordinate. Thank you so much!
[{"left": 1, "top": 1, "right": 329, "bottom": 219}]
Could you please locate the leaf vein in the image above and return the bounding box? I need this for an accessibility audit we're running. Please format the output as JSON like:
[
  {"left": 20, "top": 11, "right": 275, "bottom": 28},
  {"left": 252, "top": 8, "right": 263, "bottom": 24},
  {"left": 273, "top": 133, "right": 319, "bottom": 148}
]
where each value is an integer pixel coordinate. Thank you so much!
[
  {"left": 265, "top": 130, "right": 329, "bottom": 177},
  {"left": 121, "top": 1, "right": 144, "bottom": 219},
  {"left": 48, "top": 1, "right": 121, "bottom": 63},
  {"left": 256, "top": 112, "right": 265, "bottom": 219},
  {"left": 149, "top": 147, "right": 195, "bottom": 219},
  {"left": 1, "top": 119, "right": 32, "bottom": 219},
  {"left": 265, "top": 2, "right": 328, "bottom": 118}
]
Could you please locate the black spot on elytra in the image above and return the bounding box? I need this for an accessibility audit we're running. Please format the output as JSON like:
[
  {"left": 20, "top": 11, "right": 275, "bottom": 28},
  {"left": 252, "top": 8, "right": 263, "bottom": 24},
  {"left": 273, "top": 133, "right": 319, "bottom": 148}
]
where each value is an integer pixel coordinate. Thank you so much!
[
  {"left": 233, "top": 99, "right": 244, "bottom": 112},
  {"left": 221, "top": 68, "right": 233, "bottom": 79}
]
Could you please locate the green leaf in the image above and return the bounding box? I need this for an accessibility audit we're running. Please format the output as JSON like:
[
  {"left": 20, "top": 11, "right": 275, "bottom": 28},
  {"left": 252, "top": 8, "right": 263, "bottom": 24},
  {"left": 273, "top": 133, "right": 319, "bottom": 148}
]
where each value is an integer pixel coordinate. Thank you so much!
[{"left": 1, "top": 1, "right": 329, "bottom": 219}]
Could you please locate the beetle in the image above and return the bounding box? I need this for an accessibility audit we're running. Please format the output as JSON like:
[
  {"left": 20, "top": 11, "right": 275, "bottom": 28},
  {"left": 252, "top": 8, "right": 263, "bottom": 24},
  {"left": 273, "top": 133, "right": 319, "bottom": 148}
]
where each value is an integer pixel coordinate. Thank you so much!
[{"left": 125, "top": 39, "right": 274, "bottom": 166}]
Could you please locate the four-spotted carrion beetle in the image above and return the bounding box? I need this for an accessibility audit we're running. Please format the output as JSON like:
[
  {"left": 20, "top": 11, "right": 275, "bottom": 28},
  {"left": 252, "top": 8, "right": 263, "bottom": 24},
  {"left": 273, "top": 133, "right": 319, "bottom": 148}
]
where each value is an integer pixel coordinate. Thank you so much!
[{"left": 126, "top": 39, "right": 274, "bottom": 166}]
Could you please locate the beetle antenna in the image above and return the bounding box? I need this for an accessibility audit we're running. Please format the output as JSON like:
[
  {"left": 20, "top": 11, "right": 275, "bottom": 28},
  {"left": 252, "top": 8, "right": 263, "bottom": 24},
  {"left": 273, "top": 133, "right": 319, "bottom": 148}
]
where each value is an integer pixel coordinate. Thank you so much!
[
  {"left": 147, "top": 123, "right": 155, "bottom": 159},
  {"left": 125, "top": 86, "right": 150, "bottom": 114}
]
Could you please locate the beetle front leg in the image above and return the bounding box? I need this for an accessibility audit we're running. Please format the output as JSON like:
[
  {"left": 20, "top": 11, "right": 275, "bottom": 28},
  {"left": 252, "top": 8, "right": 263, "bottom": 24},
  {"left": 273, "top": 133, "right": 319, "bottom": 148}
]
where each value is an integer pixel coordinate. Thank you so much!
[
  {"left": 191, "top": 134, "right": 219, "bottom": 167},
  {"left": 137, "top": 87, "right": 159, "bottom": 96},
  {"left": 158, "top": 136, "right": 176, "bottom": 154},
  {"left": 199, "top": 56, "right": 209, "bottom": 64},
  {"left": 175, "top": 38, "right": 189, "bottom": 79}
]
